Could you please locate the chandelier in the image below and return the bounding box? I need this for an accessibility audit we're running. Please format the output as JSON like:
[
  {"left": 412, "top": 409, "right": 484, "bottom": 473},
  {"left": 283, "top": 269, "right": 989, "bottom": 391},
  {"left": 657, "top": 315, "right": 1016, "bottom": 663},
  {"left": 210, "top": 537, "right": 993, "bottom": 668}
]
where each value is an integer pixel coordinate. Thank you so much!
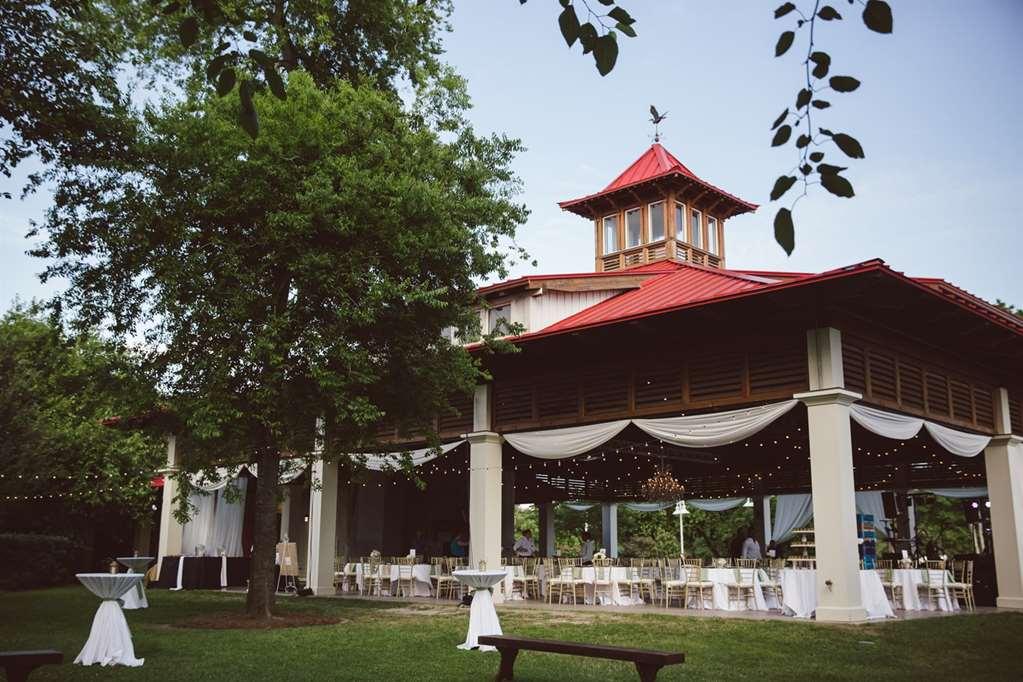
[{"left": 641, "top": 461, "right": 684, "bottom": 502}]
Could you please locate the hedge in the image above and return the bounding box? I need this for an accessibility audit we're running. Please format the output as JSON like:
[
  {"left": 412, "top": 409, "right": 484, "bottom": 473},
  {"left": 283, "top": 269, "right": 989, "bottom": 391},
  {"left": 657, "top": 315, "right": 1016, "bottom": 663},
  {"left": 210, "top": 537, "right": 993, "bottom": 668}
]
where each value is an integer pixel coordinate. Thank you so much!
[{"left": 0, "top": 533, "right": 80, "bottom": 590}]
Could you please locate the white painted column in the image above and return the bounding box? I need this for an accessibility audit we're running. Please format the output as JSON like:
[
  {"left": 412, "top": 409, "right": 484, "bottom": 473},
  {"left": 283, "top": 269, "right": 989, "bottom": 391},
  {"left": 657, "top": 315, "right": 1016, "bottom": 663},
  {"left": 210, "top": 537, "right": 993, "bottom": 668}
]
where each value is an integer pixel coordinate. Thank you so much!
[
  {"left": 468, "top": 384, "right": 503, "bottom": 600},
  {"left": 306, "top": 459, "right": 339, "bottom": 595},
  {"left": 795, "top": 327, "right": 867, "bottom": 623},
  {"left": 601, "top": 503, "right": 619, "bottom": 558},
  {"left": 539, "top": 502, "right": 556, "bottom": 556},
  {"left": 986, "top": 388, "right": 1023, "bottom": 609},
  {"left": 156, "top": 434, "right": 184, "bottom": 580},
  {"left": 279, "top": 487, "right": 291, "bottom": 542}
]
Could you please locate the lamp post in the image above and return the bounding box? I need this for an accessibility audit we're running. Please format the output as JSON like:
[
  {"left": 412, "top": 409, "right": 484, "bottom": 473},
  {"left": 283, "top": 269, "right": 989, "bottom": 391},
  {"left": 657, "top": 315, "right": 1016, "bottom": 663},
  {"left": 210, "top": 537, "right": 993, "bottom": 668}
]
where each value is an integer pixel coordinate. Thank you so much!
[{"left": 672, "top": 501, "right": 689, "bottom": 556}]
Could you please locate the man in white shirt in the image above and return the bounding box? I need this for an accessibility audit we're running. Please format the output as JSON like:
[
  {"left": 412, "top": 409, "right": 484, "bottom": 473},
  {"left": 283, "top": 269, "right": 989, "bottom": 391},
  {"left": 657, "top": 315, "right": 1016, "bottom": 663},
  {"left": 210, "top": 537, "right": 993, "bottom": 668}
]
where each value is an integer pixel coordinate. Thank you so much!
[
  {"left": 513, "top": 529, "right": 536, "bottom": 557},
  {"left": 741, "top": 527, "right": 762, "bottom": 560},
  {"left": 579, "top": 530, "right": 596, "bottom": 565}
]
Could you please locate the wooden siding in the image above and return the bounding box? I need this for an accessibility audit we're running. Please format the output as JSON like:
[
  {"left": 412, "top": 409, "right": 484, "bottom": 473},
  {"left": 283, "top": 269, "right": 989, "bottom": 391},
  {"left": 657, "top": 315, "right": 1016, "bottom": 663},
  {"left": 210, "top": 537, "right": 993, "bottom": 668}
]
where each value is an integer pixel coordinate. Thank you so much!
[
  {"left": 493, "top": 332, "right": 808, "bottom": 432},
  {"left": 842, "top": 331, "right": 998, "bottom": 433},
  {"left": 527, "top": 289, "right": 621, "bottom": 333}
]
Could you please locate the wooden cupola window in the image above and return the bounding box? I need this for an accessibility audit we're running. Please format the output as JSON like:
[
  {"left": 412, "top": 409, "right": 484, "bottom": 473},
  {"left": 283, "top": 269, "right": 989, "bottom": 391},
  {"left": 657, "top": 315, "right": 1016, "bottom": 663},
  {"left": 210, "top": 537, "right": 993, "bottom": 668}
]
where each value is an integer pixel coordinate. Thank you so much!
[{"left": 558, "top": 143, "right": 757, "bottom": 272}]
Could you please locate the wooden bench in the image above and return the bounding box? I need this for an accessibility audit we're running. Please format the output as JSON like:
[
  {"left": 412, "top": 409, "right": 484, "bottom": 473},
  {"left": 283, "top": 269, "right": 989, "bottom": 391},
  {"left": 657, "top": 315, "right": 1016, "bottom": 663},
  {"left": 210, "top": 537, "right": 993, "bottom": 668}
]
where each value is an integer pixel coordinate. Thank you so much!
[
  {"left": 0, "top": 650, "right": 63, "bottom": 682},
  {"left": 477, "top": 635, "right": 684, "bottom": 681}
]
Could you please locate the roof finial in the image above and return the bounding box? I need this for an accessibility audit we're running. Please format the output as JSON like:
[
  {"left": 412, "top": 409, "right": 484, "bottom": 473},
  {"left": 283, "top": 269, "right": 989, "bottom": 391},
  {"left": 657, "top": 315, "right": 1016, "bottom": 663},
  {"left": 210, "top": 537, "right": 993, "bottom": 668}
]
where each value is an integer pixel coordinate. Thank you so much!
[{"left": 649, "top": 105, "right": 668, "bottom": 144}]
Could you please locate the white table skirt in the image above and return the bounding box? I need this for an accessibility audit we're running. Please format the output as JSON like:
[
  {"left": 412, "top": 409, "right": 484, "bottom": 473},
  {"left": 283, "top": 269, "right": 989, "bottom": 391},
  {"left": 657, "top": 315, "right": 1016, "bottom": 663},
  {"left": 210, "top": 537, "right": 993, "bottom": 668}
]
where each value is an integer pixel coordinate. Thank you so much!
[
  {"left": 892, "top": 569, "right": 959, "bottom": 612},
  {"left": 117, "top": 557, "right": 154, "bottom": 609},
  {"left": 453, "top": 570, "right": 507, "bottom": 652},
  {"left": 74, "top": 574, "right": 145, "bottom": 667},
  {"left": 780, "top": 569, "right": 893, "bottom": 620},
  {"left": 347, "top": 563, "right": 433, "bottom": 597},
  {"left": 695, "top": 568, "right": 775, "bottom": 611}
]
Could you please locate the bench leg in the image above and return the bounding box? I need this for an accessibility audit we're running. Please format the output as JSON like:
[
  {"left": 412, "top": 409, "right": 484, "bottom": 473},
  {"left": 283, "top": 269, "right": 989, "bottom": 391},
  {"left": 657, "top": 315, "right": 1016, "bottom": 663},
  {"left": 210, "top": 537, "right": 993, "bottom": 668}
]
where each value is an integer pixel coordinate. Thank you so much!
[
  {"left": 495, "top": 647, "right": 518, "bottom": 681},
  {"left": 635, "top": 662, "right": 662, "bottom": 682}
]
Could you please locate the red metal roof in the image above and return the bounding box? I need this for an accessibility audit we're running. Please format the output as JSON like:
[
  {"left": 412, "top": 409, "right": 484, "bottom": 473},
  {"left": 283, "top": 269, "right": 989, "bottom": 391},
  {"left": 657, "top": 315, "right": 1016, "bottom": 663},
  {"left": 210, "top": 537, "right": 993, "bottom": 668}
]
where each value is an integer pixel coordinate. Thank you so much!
[
  {"left": 543, "top": 262, "right": 766, "bottom": 333},
  {"left": 558, "top": 143, "right": 758, "bottom": 217}
]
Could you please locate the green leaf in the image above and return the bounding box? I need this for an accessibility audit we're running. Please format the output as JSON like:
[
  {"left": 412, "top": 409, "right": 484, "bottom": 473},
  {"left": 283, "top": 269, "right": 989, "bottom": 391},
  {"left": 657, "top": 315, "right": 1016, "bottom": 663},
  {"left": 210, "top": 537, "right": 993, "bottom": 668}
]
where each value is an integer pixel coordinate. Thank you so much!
[
  {"left": 809, "top": 151, "right": 825, "bottom": 162},
  {"left": 796, "top": 134, "right": 810, "bottom": 149},
  {"left": 615, "top": 22, "right": 637, "bottom": 38},
  {"left": 771, "top": 108, "right": 789, "bottom": 130},
  {"left": 817, "top": 163, "right": 847, "bottom": 175},
  {"left": 775, "top": 31, "right": 795, "bottom": 57},
  {"left": 811, "top": 99, "right": 831, "bottom": 109},
  {"left": 263, "top": 65, "right": 286, "bottom": 100},
  {"left": 215, "top": 67, "right": 236, "bottom": 96},
  {"left": 162, "top": 1, "right": 181, "bottom": 15},
  {"left": 239, "top": 79, "right": 258, "bottom": 139},
  {"left": 774, "top": 3, "right": 796, "bottom": 19},
  {"left": 179, "top": 16, "right": 199, "bottom": 48},
  {"left": 820, "top": 172, "right": 855, "bottom": 198},
  {"left": 829, "top": 76, "right": 861, "bottom": 92},
  {"left": 832, "top": 133, "right": 865, "bottom": 158},
  {"left": 578, "top": 23, "right": 598, "bottom": 54},
  {"left": 598, "top": 0, "right": 614, "bottom": 5},
  {"left": 593, "top": 33, "right": 619, "bottom": 76},
  {"left": 800, "top": 164, "right": 812, "bottom": 176},
  {"left": 862, "top": 0, "right": 893, "bottom": 34},
  {"left": 243, "top": 30, "right": 257, "bottom": 42},
  {"left": 558, "top": 6, "right": 580, "bottom": 47},
  {"left": 809, "top": 51, "right": 830, "bottom": 79},
  {"left": 607, "top": 7, "right": 634, "bottom": 25},
  {"left": 817, "top": 6, "right": 842, "bottom": 20},
  {"left": 770, "top": 175, "right": 797, "bottom": 201},
  {"left": 771, "top": 124, "right": 792, "bottom": 147},
  {"left": 774, "top": 208, "right": 795, "bottom": 255},
  {"left": 206, "top": 53, "right": 231, "bottom": 81},
  {"left": 795, "top": 88, "right": 812, "bottom": 109}
]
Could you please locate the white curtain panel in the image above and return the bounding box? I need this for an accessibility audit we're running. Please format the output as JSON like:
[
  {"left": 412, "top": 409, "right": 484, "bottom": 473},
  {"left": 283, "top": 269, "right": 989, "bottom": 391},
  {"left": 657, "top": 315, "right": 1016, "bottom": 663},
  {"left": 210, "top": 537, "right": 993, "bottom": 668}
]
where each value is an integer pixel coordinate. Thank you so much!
[
  {"left": 504, "top": 421, "right": 630, "bottom": 459},
  {"left": 181, "top": 491, "right": 217, "bottom": 555},
  {"left": 850, "top": 403, "right": 990, "bottom": 458},
  {"left": 211, "top": 478, "right": 247, "bottom": 556},
  {"left": 688, "top": 498, "right": 746, "bottom": 512},
  {"left": 357, "top": 440, "right": 466, "bottom": 471},
  {"left": 564, "top": 502, "right": 596, "bottom": 511},
  {"left": 772, "top": 493, "right": 813, "bottom": 542},
  {"left": 854, "top": 491, "right": 888, "bottom": 537},
  {"left": 623, "top": 502, "right": 673, "bottom": 512},
  {"left": 927, "top": 487, "right": 989, "bottom": 498},
  {"left": 632, "top": 400, "right": 798, "bottom": 448}
]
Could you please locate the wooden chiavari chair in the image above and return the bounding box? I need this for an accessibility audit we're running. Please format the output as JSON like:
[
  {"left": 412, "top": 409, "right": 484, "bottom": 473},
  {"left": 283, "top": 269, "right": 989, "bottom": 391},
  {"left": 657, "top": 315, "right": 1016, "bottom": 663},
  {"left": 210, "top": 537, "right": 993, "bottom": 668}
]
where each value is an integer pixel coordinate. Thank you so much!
[
  {"left": 592, "top": 558, "right": 613, "bottom": 605},
  {"left": 948, "top": 559, "right": 975, "bottom": 612}
]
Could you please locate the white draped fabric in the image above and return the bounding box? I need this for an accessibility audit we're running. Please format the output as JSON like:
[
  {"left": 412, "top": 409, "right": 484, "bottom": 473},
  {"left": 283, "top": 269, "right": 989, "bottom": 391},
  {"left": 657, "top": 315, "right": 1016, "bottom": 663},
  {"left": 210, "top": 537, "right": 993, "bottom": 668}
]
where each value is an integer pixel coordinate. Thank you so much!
[
  {"left": 355, "top": 440, "right": 465, "bottom": 472},
  {"left": 854, "top": 491, "right": 888, "bottom": 536},
  {"left": 850, "top": 403, "right": 990, "bottom": 457},
  {"left": 688, "top": 498, "right": 747, "bottom": 512},
  {"left": 181, "top": 491, "right": 217, "bottom": 555},
  {"left": 453, "top": 570, "right": 507, "bottom": 651},
  {"left": 246, "top": 460, "right": 308, "bottom": 483},
  {"left": 211, "top": 478, "right": 247, "bottom": 556},
  {"left": 928, "top": 487, "right": 989, "bottom": 498},
  {"left": 633, "top": 400, "right": 799, "bottom": 448},
  {"left": 74, "top": 574, "right": 145, "bottom": 667},
  {"left": 504, "top": 421, "right": 630, "bottom": 459},
  {"left": 771, "top": 493, "right": 813, "bottom": 542},
  {"left": 564, "top": 502, "right": 595, "bottom": 511},
  {"left": 623, "top": 502, "right": 673, "bottom": 512}
]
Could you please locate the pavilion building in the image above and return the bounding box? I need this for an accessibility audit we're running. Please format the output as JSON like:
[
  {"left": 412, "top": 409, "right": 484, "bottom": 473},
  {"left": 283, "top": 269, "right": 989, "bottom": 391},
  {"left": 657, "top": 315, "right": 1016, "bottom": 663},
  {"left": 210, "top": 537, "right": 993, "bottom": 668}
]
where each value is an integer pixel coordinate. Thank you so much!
[{"left": 153, "top": 143, "right": 1023, "bottom": 622}]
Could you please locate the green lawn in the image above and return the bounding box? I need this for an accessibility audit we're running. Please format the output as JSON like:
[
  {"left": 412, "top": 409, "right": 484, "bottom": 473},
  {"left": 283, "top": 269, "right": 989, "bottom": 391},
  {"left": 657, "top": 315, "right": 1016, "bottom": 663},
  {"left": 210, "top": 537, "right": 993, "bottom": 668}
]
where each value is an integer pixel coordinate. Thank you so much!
[{"left": 1, "top": 587, "right": 1020, "bottom": 680}]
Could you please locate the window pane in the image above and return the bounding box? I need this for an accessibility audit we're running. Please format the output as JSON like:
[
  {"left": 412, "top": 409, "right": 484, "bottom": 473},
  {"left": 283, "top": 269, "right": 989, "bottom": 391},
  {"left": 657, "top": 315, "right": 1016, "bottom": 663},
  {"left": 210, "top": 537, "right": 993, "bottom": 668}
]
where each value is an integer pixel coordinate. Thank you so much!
[
  {"left": 674, "top": 203, "right": 685, "bottom": 240},
  {"left": 603, "top": 215, "right": 618, "bottom": 253},
  {"left": 626, "top": 208, "right": 642, "bottom": 248},
  {"left": 649, "top": 202, "right": 665, "bottom": 242},
  {"left": 707, "top": 217, "right": 718, "bottom": 255},
  {"left": 488, "top": 305, "right": 510, "bottom": 333},
  {"left": 690, "top": 209, "right": 702, "bottom": 249}
]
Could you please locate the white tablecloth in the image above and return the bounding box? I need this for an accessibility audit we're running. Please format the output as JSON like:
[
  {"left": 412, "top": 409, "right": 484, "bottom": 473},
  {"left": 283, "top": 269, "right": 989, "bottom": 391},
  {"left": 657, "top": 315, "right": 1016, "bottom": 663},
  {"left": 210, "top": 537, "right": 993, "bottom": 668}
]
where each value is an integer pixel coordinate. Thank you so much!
[
  {"left": 117, "top": 557, "right": 153, "bottom": 609},
  {"left": 453, "top": 570, "right": 507, "bottom": 652},
  {"left": 695, "top": 568, "right": 775, "bottom": 611},
  {"left": 347, "top": 563, "right": 434, "bottom": 596},
  {"left": 74, "top": 574, "right": 145, "bottom": 667},
  {"left": 780, "top": 569, "right": 893, "bottom": 620},
  {"left": 579, "top": 567, "right": 644, "bottom": 606},
  {"left": 892, "top": 569, "right": 959, "bottom": 612}
]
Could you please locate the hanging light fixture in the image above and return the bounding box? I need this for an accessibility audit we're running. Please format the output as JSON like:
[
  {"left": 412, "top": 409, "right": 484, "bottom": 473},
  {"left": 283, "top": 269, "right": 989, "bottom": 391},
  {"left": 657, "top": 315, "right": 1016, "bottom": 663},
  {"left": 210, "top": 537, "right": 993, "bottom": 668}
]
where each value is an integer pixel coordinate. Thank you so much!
[{"left": 641, "top": 459, "right": 684, "bottom": 502}]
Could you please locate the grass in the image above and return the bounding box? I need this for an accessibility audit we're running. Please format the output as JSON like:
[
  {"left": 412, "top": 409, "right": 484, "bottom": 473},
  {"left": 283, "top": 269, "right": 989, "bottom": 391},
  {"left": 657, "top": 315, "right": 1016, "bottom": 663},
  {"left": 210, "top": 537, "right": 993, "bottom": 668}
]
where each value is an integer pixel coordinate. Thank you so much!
[{"left": 0, "top": 587, "right": 1021, "bottom": 680}]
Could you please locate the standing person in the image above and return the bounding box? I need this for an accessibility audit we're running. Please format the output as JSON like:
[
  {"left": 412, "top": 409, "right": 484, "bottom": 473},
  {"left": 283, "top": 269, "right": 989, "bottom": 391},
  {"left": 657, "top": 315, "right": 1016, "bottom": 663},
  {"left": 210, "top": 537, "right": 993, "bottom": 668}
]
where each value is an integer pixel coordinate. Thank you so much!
[
  {"left": 579, "top": 530, "right": 596, "bottom": 566},
  {"left": 741, "top": 527, "right": 762, "bottom": 560},
  {"left": 449, "top": 531, "right": 469, "bottom": 558},
  {"left": 513, "top": 529, "right": 536, "bottom": 558}
]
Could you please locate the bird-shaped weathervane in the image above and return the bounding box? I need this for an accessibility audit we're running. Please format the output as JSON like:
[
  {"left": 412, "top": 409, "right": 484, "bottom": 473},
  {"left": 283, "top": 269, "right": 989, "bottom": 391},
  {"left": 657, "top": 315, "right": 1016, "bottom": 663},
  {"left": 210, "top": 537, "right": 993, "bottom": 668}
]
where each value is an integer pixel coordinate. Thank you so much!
[{"left": 649, "top": 105, "right": 668, "bottom": 143}]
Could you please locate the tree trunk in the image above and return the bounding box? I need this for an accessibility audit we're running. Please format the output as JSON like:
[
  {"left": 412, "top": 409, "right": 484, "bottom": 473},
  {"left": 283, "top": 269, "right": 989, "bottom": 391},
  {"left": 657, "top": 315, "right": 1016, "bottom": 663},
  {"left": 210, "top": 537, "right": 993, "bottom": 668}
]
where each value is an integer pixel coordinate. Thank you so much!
[{"left": 246, "top": 447, "right": 281, "bottom": 619}]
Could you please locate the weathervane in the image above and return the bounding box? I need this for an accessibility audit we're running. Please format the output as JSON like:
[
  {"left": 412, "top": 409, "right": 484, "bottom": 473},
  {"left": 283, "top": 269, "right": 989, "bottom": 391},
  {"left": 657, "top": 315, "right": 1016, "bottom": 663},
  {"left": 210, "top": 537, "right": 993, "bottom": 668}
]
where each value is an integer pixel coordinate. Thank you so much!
[{"left": 649, "top": 105, "right": 668, "bottom": 143}]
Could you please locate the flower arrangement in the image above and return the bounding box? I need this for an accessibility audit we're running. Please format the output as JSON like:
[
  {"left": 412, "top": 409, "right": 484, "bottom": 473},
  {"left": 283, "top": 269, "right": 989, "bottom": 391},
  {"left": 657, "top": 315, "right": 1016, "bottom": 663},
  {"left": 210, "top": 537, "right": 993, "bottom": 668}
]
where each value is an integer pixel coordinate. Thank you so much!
[
  {"left": 592, "top": 549, "right": 607, "bottom": 560},
  {"left": 370, "top": 549, "right": 381, "bottom": 559}
]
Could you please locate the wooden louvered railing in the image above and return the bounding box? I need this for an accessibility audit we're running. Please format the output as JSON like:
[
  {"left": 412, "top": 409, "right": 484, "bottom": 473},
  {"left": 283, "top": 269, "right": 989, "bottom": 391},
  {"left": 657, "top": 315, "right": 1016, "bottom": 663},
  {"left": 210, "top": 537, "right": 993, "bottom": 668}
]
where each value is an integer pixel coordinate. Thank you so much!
[{"left": 598, "top": 240, "right": 721, "bottom": 272}]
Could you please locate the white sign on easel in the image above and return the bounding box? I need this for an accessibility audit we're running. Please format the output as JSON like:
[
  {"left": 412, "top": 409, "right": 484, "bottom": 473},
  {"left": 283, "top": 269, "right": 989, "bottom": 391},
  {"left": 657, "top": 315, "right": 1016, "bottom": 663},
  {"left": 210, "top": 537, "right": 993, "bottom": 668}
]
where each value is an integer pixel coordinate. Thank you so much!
[{"left": 276, "top": 542, "right": 299, "bottom": 593}]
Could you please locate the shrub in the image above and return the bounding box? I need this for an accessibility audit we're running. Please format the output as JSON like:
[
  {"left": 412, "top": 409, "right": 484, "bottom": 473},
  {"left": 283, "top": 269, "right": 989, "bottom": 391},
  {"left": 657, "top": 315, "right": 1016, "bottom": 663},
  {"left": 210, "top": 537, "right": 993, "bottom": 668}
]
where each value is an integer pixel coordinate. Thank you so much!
[{"left": 0, "top": 533, "right": 80, "bottom": 590}]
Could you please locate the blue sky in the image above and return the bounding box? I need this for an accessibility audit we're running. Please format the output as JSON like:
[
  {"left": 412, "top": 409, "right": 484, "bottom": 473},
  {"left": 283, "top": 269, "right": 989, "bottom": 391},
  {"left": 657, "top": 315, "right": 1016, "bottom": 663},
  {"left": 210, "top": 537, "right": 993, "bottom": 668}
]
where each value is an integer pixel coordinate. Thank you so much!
[{"left": 3, "top": 1, "right": 1023, "bottom": 307}]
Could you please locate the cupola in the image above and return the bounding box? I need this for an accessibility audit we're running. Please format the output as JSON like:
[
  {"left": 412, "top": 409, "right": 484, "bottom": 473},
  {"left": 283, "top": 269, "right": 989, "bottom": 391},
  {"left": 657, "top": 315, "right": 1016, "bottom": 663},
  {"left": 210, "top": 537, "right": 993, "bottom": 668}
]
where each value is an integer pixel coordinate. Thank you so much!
[{"left": 559, "top": 144, "right": 757, "bottom": 272}]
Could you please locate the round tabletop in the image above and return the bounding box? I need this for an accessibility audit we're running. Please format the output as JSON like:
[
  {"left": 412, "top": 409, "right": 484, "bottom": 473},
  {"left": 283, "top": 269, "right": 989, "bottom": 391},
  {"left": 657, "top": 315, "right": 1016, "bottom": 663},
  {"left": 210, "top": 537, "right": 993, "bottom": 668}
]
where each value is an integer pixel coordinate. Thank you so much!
[
  {"left": 117, "top": 557, "right": 155, "bottom": 572},
  {"left": 452, "top": 569, "right": 508, "bottom": 590},
  {"left": 76, "top": 573, "right": 145, "bottom": 600}
]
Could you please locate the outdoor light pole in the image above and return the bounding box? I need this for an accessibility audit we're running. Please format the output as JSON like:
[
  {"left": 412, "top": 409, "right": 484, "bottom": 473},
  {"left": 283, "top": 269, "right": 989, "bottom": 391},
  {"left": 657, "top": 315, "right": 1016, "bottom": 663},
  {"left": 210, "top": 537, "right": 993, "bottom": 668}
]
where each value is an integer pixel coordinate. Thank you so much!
[{"left": 672, "top": 501, "right": 689, "bottom": 557}]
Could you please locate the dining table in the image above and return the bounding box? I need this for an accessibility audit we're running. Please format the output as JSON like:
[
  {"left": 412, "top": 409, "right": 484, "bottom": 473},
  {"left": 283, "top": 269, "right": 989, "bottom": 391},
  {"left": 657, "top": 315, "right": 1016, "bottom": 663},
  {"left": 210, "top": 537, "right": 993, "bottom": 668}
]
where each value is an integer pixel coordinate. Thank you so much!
[
  {"left": 452, "top": 569, "right": 508, "bottom": 652},
  {"left": 116, "top": 557, "right": 154, "bottom": 609},
  {"left": 73, "top": 573, "right": 145, "bottom": 667}
]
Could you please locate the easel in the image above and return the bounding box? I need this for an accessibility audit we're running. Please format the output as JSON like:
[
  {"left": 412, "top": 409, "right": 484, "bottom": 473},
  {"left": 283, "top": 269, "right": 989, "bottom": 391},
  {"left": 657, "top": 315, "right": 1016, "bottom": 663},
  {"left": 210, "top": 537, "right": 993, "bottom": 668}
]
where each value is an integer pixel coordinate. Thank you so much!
[{"left": 276, "top": 541, "right": 299, "bottom": 594}]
